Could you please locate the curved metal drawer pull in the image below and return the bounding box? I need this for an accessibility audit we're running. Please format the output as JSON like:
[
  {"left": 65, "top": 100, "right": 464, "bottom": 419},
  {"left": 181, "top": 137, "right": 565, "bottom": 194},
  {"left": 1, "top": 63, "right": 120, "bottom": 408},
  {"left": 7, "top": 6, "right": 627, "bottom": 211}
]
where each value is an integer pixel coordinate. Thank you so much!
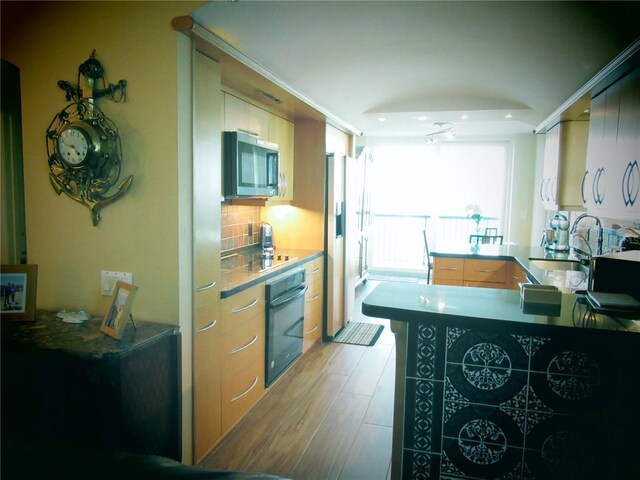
[
  {"left": 196, "top": 281, "right": 216, "bottom": 292},
  {"left": 231, "top": 334, "right": 258, "bottom": 354},
  {"left": 306, "top": 294, "right": 320, "bottom": 303},
  {"left": 231, "top": 376, "right": 259, "bottom": 402},
  {"left": 304, "top": 325, "right": 319, "bottom": 335},
  {"left": 231, "top": 298, "right": 258, "bottom": 314},
  {"left": 475, "top": 269, "right": 494, "bottom": 273},
  {"left": 311, "top": 268, "right": 320, "bottom": 274},
  {"left": 195, "top": 319, "right": 217, "bottom": 334},
  {"left": 441, "top": 267, "right": 460, "bottom": 271}
]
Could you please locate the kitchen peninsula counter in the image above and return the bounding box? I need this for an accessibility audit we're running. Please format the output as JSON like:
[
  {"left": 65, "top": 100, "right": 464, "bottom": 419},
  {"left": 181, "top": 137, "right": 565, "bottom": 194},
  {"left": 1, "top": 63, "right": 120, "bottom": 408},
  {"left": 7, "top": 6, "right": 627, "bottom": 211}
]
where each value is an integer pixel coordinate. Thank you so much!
[
  {"left": 363, "top": 282, "right": 640, "bottom": 479},
  {"left": 220, "top": 248, "right": 323, "bottom": 297},
  {"left": 431, "top": 244, "right": 589, "bottom": 292}
]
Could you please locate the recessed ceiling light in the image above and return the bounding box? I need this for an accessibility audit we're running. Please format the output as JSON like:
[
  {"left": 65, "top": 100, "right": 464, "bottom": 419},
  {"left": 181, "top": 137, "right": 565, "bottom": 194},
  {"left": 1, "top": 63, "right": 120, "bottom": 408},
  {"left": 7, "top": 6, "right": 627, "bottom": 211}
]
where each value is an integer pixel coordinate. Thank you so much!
[
  {"left": 461, "top": 115, "right": 469, "bottom": 120},
  {"left": 505, "top": 113, "right": 513, "bottom": 119},
  {"left": 416, "top": 116, "right": 428, "bottom": 122},
  {"left": 378, "top": 117, "right": 386, "bottom": 122}
]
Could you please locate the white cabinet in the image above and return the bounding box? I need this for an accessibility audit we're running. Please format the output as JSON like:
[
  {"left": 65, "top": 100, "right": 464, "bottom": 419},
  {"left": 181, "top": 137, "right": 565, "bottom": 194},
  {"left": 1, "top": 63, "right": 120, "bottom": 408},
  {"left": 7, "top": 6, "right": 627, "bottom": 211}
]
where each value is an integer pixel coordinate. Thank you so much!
[
  {"left": 540, "top": 120, "right": 588, "bottom": 211},
  {"left": 584, "top": 67, "right": 640, "bottom": 219}
]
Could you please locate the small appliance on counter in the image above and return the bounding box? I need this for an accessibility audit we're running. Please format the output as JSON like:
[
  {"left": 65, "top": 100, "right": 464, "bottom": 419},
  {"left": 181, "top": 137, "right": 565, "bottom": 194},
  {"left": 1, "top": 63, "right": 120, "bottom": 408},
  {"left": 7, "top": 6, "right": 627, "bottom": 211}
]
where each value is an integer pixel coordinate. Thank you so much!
[
  {"left": 592, "top": 250, "right": 640, "bottom": 299},
  {"left": 261, "top": 222, "right": 274, "bottom": 258},
  {"left": 621, "top": 227, "right": 640, "bottom": 251},
  {"left": 544, "top": 213, "right": 570, "bottom": 251}
]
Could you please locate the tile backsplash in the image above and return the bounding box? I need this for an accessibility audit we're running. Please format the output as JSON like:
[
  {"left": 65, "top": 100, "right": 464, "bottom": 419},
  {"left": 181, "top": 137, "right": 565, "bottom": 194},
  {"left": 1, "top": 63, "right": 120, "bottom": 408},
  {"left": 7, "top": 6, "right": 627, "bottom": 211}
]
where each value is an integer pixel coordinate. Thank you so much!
[
  {"left": 221, "top": 205, "right": 261, "bottom": 254},
  {"left": 572, "top": 225, "right": 624, "bottom": 255}
]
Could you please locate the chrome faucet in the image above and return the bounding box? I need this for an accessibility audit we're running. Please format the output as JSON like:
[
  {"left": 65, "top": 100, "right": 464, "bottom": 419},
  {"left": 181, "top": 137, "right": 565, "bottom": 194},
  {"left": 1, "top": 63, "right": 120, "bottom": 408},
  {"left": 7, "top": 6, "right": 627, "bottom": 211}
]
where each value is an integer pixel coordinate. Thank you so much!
[{"left": 570, "top": 214, "right": 603, "bottom": 256}]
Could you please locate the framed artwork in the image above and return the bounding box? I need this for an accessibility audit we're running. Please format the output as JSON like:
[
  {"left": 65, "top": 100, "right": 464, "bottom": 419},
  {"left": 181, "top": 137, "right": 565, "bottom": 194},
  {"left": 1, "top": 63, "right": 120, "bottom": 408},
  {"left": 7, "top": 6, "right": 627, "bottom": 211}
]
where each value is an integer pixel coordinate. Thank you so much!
[
  {"left": 100, "top": 280, "right": 138, "bottom": 339},
  {"left": 1, "top": 264, "right": 38, "bottom": 321}
]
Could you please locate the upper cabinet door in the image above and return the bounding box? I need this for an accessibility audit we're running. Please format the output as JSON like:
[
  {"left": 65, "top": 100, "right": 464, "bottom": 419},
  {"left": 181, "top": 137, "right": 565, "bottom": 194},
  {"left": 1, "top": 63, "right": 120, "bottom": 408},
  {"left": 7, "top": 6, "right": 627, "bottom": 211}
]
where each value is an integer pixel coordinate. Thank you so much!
[
  {"left": 223, "top": 92, "right": 269, "bottom": 139},
  {"left": 616, "top": 68, "right": 640, "bottom": 215},
  {"left": 267, "top": 114, "right": 294, "bottom": 203},
  {"left": 540, "top": 121, "right": 588, "bottom": 211},
  {"left": 584, "top": 67, "right": 640, "bottom": 220}
]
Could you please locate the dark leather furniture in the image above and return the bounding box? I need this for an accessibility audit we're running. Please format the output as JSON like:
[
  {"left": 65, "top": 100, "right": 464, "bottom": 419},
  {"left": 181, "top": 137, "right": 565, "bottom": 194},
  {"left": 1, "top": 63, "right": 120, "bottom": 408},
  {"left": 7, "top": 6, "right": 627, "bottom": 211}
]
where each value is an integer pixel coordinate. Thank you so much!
[{"left": 2, "top": 440, "right": 288, "bottom": 479}]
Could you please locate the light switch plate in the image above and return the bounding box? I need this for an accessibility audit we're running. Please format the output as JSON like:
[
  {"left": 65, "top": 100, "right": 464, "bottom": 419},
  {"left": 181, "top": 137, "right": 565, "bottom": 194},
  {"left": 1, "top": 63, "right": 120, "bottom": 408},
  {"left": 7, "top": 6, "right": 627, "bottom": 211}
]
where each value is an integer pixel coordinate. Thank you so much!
[{"left": 101, "top": 271, "right": 133, "bottom": 296}]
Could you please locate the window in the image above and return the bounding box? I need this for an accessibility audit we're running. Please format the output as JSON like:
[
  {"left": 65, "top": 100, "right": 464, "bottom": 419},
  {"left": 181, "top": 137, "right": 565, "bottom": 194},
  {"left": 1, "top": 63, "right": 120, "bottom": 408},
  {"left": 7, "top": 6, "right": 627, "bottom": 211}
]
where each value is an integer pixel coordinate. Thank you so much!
[
  {"left": 368, "top": 140, "right": 511, "bottom": 272},
  {"left": 371, "top": 141, "right": 509, "bottom": 220}
]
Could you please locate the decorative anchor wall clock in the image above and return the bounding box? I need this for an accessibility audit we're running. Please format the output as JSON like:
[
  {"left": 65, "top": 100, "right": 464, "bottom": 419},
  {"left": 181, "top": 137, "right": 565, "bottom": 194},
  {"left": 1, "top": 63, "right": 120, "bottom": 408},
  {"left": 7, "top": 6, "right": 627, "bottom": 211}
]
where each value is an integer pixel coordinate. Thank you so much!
[{"left": 46, "top": 51, "right": 133, "bottom": 226}]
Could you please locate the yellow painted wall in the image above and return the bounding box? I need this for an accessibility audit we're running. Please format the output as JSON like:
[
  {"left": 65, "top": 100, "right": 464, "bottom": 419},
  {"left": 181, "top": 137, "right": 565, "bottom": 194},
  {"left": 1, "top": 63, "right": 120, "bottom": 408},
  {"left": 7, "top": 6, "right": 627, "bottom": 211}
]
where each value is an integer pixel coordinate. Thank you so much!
[{"left": 2, "top": 1, "right": 203, "bottom": 324}]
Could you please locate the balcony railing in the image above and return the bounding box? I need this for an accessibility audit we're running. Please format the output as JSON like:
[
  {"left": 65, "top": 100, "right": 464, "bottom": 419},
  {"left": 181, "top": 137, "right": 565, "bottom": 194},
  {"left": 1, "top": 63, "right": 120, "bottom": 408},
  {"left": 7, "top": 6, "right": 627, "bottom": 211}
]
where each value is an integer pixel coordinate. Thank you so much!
[{"left": 369, "top": 213, "right": 500, "bottom": 274}]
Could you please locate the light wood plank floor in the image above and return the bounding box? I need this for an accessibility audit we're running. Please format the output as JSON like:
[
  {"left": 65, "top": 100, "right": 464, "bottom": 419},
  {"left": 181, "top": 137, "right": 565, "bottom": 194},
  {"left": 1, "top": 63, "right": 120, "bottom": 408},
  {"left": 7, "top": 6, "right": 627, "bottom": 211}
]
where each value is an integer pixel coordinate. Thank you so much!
[{"left": 200, "top": 280, "right": 395, "bottom": 480}]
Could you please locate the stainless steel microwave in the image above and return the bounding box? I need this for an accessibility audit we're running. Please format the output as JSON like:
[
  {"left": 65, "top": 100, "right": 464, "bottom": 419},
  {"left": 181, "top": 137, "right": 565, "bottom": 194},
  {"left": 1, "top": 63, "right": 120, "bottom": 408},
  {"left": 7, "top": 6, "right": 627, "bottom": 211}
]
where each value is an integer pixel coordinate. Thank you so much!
[{"left": 223, "top": 131, "right": 279, "bottom": 198}]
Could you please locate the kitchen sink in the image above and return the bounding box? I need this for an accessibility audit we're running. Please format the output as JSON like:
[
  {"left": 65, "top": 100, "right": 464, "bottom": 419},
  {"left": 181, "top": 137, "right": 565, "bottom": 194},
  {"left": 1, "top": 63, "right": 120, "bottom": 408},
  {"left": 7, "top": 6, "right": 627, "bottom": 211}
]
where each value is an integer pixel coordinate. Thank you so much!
[{"left": 528, "top": 259, "right": 586, "bottom": 272}]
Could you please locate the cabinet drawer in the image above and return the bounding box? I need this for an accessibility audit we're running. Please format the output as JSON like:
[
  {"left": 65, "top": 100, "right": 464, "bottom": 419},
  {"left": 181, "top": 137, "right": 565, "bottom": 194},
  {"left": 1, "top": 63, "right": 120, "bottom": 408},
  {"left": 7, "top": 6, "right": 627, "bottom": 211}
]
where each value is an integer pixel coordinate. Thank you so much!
[
  {"left": 435, "top": 279, "right": 464, "bottom": 287},
  {"left": 220, "top": 283, "right": 264, "bottom": 334},
  {"left": 433, "top": 257, "right": 464, "bottom": 281},
  {"left": 221, "top": 313, "right": 264, "bottom": 370},
  {"left": 220, "top": 313, "right": 265, "bottom": 432},
  {"left": 464, "top": 259, "right": 507, "bottom": 283},
  {"left": 507, "top": 262, "right": 528, "bottom": 290},
  {"left": 303, "top": 292, "right": 322, "bottom": 353},
  {"left": 193, "top": 321, "right": 221, "bottom": 461},
  {"left": 305, "top": 278, "right": 323, "bottom": 304},
  {"left": 220, "top": 363, "right": 265, "bottom": 433},
  {"left": 194, "top": 303, "right": 220, "bottom": 334},
  {"left": 465, "top": 281, "right": 506, "bottom": 289},
  {"left": 304, "top": 256, "right": 324, "bottom": 285}
]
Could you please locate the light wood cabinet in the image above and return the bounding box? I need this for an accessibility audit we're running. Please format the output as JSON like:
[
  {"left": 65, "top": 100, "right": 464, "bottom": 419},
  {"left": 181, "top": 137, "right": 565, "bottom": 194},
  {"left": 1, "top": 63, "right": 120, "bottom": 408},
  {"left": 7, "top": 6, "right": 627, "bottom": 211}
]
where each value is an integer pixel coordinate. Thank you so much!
[
  {"left": 506, "top": 261, "right": 528, "bottom": 290},
  {"left": 193, "top": 304, "right": 221, "bottom": 461},
  {"left": 193, "top": 51, "right": 223, "bottom": 462},
  {"left": 268, "top": 114, "right": 295, "bottom": 203},
  {"left": 463, "top": 259, "right": 507, "bottom": 288},
  {"left": 540, "top": 120, "right": 588, "bottom": 211},
  {"left": 220, "top": 311, "right": 266, "bottom": 433},
  {"left": 303, "top": 256, "right": 324, "bottom": 352},
  {"left": 223, "top": 92, "right": 269, "bottom": 138},
  {"left": 220, "top": 283, "right": 265, "bottom": 335},
  {"left": 223, "top": 91, "right": 295, "bottom": 204},
  {"left": 432, "top": 257, "right": 464, "bottom": 286},
  {"left": 433, "top": 257, "right": 509, "bottom": 289},
  {"left": 219, "top": 283, "right": 266, "bottom": 434}
]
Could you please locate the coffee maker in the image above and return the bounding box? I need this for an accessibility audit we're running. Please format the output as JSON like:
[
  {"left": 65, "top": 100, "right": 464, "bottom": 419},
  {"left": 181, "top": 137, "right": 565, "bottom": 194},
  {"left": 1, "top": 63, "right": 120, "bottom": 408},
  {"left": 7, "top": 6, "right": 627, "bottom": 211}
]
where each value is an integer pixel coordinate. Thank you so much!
[
  {"left": 545, "top": 213, "right": 570, "bottom": 251},
  {"left": 260, "top": 222, "right": 274, "bottom": 257}
]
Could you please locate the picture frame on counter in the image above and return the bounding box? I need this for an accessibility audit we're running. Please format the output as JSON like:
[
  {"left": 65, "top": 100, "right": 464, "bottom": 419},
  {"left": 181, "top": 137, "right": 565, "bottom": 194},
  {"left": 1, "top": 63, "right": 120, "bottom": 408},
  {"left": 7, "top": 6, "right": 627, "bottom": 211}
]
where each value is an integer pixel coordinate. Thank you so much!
[
  {"left": 0, "top": 264, "right": 38, "bottom": 321},
  {"left": 101, "top": 280, "right": 138, "bottom": 339}
]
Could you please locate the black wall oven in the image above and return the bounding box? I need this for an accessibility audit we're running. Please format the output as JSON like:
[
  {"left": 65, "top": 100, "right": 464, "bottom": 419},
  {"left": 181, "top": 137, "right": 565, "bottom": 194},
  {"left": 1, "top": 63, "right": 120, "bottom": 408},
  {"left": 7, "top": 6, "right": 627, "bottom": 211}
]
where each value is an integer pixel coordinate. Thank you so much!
[{"left": 265, "top": 268, "right": 306, "bottom": 386}]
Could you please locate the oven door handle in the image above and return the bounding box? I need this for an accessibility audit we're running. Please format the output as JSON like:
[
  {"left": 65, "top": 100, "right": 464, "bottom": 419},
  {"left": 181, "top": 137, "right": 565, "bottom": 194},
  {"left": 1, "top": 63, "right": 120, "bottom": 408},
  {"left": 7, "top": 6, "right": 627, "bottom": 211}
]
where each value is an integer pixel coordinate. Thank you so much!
[{"left": 270, "top": 284, "right": 308, "bottom": 308}]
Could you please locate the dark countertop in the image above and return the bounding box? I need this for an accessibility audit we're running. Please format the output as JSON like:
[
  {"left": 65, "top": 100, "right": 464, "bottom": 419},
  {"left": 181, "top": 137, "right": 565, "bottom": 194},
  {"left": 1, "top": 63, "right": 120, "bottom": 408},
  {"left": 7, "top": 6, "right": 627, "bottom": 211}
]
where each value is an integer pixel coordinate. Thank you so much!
[
  {"left": 362, "top": 282, "right": 640, "bottom": 335},
  {"left": 431, "top": 244, "right": 589, "bottom": 292},
  {"left": 221, "top": 247, "right": 323, "bottom": 298},
  {"left": 1, "top": 310, "right": 179, "bottom": 358}
]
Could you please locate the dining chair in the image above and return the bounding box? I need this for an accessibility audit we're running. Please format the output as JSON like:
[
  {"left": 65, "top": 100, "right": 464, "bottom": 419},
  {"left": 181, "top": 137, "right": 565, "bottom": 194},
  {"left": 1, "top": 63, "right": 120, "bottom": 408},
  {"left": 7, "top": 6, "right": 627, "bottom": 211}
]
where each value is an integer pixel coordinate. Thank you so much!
[
  {"left": 484, "top": 227, "right": 498, "bottom": 236},
  {"left": 469, "top": 234, "right": 504, "bottom": 245},
  {"left": 422, "top": 230, "right": 433, "bottom": 283}
]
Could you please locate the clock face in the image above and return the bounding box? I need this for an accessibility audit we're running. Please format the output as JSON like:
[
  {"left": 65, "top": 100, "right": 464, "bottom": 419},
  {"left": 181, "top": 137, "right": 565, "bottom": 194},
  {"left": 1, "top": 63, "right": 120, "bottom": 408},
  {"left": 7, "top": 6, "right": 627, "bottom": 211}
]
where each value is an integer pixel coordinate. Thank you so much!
[{"left": 57, "top": 126, "right": 92, "bottom": 166}]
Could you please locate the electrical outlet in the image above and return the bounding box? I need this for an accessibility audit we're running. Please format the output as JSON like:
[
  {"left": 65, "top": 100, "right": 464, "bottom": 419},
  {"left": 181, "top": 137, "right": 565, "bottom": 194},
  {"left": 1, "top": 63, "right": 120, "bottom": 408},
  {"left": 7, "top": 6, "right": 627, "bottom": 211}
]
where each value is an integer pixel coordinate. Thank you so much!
[{"left": 101, "top": 271, "right": 133, "bottom": 296}]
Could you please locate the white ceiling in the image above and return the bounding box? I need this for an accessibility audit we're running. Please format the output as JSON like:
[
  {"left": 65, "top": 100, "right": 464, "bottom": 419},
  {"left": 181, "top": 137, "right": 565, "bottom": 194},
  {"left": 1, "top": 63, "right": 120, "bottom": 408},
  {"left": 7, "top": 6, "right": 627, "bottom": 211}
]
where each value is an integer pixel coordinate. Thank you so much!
[{"left": 192, "top": 1, "right": 640, "bottom": 138}]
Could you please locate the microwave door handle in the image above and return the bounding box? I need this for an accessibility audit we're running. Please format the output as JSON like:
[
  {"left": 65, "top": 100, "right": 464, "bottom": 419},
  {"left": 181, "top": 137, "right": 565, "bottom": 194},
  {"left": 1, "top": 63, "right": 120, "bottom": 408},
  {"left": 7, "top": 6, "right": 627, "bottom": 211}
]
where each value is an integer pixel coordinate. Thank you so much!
[{"left": 267, "top": 153, "right": 279, "bottom": 189}]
